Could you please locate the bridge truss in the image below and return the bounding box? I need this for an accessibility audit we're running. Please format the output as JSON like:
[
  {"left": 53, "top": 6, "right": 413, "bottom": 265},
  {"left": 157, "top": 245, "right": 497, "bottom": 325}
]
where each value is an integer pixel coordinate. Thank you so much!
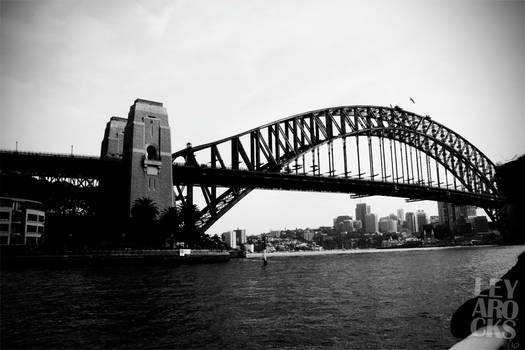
[
  {"left": 0, "top": 151, "right": 123, "bottom": 214},
  {"left": 172, "top": 105, "right": 504, "bottom": 232}
]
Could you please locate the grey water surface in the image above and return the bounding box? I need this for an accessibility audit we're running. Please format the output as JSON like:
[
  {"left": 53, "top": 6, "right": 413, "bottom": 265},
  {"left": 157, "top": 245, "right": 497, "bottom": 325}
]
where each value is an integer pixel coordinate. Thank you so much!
[{"left": 1, "top": 245, "right": 523, "bottom": 349}]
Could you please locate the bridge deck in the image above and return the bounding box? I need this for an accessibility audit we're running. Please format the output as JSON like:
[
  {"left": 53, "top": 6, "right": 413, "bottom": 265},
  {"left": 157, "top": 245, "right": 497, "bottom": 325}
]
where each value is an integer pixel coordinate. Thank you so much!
[
  {"left": 172, "top": 164, "right": 504, "bottom": 208},
  {"left": 0, "top": 150, "right": 123, "bottom": 178}
]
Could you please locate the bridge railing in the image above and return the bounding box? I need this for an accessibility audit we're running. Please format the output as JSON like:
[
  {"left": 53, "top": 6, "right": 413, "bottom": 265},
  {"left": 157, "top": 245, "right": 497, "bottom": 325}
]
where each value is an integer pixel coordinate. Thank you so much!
[{"left": 0, "top": 149, "right": 101, "bottom": 160}]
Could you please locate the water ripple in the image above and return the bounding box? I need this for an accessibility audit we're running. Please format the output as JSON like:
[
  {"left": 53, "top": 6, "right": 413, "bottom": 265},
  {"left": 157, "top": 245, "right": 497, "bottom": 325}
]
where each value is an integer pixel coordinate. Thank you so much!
[{"left": 1, "top": 245, "right": 523, "bottom": 349}]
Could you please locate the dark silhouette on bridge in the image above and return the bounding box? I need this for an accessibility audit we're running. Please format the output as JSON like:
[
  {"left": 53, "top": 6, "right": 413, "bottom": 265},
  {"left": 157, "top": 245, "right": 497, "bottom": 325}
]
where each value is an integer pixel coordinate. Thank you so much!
[{"left": 0, "top": 102, "right": 504, "bottom": 233}]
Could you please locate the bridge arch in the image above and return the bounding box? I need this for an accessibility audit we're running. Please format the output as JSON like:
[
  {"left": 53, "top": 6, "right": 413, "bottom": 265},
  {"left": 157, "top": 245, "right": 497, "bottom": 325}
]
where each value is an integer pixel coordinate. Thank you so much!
[{"left": 172, "top": 106, "right": 503, "bottom": 231}]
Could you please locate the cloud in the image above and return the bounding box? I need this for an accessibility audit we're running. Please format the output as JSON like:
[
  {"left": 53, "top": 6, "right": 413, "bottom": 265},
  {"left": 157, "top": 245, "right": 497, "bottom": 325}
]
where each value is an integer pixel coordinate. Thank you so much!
[{"left": 135, "top": 1, "right": 179, "bottom": 39}]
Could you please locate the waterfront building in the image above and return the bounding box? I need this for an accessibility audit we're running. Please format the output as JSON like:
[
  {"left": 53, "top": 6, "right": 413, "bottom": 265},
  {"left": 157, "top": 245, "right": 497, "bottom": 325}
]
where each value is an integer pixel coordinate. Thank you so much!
[
  {"left": 268, "top": 230, "right": 281, "bottom": 238},
  {"left": 364, "top": 213, "right": 378, "bottom": 233},
  {"left": 378, "top": 217, "right": 398, "bottom": 234},
  {"left": 222, "top": 231, "right": 237, "bottom": 249},
  {"left": 405, "top": 212, "right": 418, "bottom": 234},
  {"left": 355, "top": 203, "right": 370, "bottom": 230},
  {"left": 234, "top": 228, "right": 246, "bottom": 245},
  {"left": 0, "top": 197, "right": 45, "bottom": 245},
  {"left": 303, "top": 229, "right": 315, "bottom": 241}
]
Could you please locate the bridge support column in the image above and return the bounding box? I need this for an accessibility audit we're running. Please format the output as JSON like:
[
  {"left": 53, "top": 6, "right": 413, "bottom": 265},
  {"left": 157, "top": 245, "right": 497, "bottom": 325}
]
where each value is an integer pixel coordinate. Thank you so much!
[{"left": 124, "top": 99, "right": 173, "bottom": 215}]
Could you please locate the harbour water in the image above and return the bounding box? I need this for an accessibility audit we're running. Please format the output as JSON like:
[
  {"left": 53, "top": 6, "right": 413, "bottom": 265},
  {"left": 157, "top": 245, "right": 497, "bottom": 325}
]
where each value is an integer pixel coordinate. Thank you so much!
[{"left": 1, "top": 245, "right": 523, "bottom": 349}]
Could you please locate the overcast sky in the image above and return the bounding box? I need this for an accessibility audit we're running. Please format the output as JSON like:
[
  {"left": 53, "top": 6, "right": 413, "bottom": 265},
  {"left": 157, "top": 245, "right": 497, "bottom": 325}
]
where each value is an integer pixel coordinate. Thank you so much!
[{"left": 1, "top": 0, "right": 523, "bottom": 235}]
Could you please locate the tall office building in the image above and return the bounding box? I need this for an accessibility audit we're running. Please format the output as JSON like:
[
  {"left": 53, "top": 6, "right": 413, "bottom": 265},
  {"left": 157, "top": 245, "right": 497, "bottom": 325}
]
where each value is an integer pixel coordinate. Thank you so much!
[
  {"left": 438, "top": 202, "right": 453, "bottom": 229},
  {"left": 365, "top": 213, "right": 378, "bottom": 233},
  {"left": 438, "top": 202, "right": 477, "bottom": 232},
  {"left": 355, "top": 203, "right": 370, "bottom": 230},
  {"left": 234, "top": 229, "right": 246, "bottom": 245},
  {"left": 405, "top": 212, "right": 418, "bottom": 234},
  {"left": 222, "top": 231, "right": 237, "bottom": 249},
  {"left": 397, "top": 209, "right": 405, "bottom": 224},
  {"left": 416, "top": 210, "right": 428, "bottom": 233}
]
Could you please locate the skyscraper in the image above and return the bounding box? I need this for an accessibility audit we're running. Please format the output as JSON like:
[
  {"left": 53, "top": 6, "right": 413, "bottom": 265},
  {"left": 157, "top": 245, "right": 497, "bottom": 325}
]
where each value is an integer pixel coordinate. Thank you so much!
[
  {"left": 355, "top": 203, "right": 370, "bottom": 230},
  {"left": 438, "top": 202, "right": 477, "bottom": 232},
  {"left": 397, "top": 208, "right": 405, "bottom": 224},
  {"left": 234, "top": 228, "right": 246, "bottom": 245},
  {"left": 405, "top": 212, "right": 417, "bottom": 234},
  {"left": 438, "top": 202, "right": 453, "bottom": 229},
  {"left": 222, "top": 231, "right": 236, "bottom": 249},
  {"left": 416, "top": 210, "right": 428, "bottom": 233},
  {"left": 365, "top": 213, "right": 378, "bottom": 233}
]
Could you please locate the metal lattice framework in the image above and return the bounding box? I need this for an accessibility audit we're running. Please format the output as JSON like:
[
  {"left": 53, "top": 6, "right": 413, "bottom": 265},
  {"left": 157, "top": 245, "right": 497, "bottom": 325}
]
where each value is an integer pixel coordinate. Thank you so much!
[
  {"left": 172, "top": 105, "right": 504, "bottom": 232},
  {"left": 31, "top": 176, "right": 100, "bottom": 188},
  {"left": 0, "top": 150, "right": 118, "bottom": 188},
  {"left": 0, "top": 150, "right": 125, "bottom": 214}
]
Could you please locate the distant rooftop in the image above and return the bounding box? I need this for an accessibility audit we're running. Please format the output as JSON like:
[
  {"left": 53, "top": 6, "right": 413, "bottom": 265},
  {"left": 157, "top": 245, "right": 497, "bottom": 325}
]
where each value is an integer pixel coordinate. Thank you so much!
[{"left": 134, "top": 99, "right": 163, "bottom": 107}]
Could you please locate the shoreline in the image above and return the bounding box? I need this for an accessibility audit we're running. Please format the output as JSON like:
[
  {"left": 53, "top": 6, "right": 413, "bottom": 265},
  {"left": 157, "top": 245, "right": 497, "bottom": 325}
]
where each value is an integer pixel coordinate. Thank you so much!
[
  {"left": 0, "top": 249, "right": 231, "bottom": 268},
  {"left": 246, "top": 244, "right": 502, "bottom": 258}
]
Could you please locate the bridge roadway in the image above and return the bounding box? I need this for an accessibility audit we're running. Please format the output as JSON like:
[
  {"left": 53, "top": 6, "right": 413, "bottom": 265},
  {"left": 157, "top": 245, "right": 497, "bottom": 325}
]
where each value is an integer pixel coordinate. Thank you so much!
[
  {"left": 171, "top": 164, "right": 505, "bottom": 209},
  {"left": 0, "top": 150, "right": 124, "bottom": 179},
  {"left": 0, "top": 150, "right": 506, "bottom": 209}
]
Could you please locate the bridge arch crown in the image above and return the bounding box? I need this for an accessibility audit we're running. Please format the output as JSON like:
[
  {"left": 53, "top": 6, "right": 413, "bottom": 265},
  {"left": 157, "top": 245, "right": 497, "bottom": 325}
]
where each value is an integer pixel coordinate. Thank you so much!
[{"left": 172, "top": 105, "right": 502, "bottom": 231}]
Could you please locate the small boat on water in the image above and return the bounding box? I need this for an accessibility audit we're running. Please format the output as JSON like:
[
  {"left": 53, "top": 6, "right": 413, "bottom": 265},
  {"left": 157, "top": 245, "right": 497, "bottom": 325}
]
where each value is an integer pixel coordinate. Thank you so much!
[
  {"left": 262, "top": 235, "right": 268, "bottom": 266},
  {"left": 262, "top": 249, "right": 268, "bottom": 266}
]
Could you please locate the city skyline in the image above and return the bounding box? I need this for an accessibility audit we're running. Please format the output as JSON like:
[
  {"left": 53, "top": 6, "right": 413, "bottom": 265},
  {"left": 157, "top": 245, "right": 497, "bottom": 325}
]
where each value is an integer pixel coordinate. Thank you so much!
[
  {"left": 243, "top": 199, "right": 481, "bottom": 236},
  {"left": 1, "top": 0, "right": 523, "bottom": 236}
]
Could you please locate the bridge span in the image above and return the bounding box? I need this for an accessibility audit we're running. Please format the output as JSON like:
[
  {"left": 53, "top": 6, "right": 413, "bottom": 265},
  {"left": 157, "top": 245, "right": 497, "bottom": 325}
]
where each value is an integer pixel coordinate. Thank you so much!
[{"left": 0, "top": 99, "right": 506, "bottom": 232}]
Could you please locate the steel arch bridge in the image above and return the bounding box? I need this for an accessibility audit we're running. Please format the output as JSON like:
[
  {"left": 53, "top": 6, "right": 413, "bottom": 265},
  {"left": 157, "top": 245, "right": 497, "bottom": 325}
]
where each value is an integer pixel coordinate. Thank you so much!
[{"left": 172, "top": 105, "right": 504, "bottom": 232}]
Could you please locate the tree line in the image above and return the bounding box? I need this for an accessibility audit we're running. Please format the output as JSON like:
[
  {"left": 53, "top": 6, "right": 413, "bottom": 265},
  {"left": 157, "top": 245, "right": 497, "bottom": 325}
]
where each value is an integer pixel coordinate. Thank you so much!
[
  {"left": 43, "top": 197, "right": 227, "bottom": 250},
  {"left": 126, "top": 197, "right": 226, "bottom": 249}
]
